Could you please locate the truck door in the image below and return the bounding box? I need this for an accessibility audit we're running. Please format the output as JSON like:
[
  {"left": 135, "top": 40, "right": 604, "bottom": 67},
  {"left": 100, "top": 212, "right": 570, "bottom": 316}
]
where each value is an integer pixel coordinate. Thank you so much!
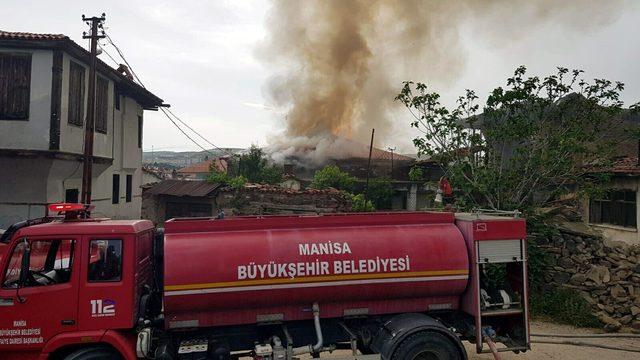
[
  {"left": 77, "top": 237, "right": 130, "bottom": 330},
  {"left": 0, "top": 236, "right": 79, "bottom": 353}
]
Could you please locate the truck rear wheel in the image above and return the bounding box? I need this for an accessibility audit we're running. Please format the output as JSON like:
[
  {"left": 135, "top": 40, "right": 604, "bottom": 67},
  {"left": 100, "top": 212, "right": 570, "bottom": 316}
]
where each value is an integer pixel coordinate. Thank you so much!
[
  {"left": 391, "top": 332, "right": 462, "bottom": 360},
  {"left": 63, "top": 345, "right": 122, "bottom": 360}
]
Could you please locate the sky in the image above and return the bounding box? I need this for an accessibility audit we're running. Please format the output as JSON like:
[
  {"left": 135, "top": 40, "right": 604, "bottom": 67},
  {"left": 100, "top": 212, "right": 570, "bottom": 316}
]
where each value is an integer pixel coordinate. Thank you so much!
[{"left": 1, "top": 0, "right": 639, "bottom": 154}]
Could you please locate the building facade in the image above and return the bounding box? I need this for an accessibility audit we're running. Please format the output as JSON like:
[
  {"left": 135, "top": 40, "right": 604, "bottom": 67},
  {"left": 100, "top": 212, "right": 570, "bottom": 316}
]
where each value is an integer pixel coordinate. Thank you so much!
[
  {"left": 0, "top": 31, "right": 163, "bottom": 228},
  {"left": 582, "top": 157, "right": 639, "bottom": 245}
]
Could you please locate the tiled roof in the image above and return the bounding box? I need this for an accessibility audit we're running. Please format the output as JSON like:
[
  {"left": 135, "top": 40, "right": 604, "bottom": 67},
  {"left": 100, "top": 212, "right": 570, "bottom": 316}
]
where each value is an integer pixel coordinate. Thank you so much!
[
  {"left": 0, "top": 30, "right": 67, "bottom": 41},
  {"left": 589, "top": 156, "right": 640, "bottom": 176},
  {"left": 0, "top": 29, "right": 163, "bottom": 109},
  {"left": 369, "top": 147, "right": 414, "bottom": 161},
  {"left": 178, "top": 158, "right": 227, "bottom": 174},
  {"left": 609, "top": 157, "right": 640, "bottom": 175}
]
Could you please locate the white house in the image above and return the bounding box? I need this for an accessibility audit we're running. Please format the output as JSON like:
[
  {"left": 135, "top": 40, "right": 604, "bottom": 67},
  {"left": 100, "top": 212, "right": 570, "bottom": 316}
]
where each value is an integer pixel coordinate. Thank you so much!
[{"left": 0, "top": 30, "right": 163, "bottom": 228}]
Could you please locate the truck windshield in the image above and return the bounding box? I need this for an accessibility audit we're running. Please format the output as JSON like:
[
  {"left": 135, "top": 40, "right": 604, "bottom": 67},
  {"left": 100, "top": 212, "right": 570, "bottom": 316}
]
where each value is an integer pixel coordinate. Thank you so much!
[{"left": 2, "top": 239, "right": 75, "bottom": 288}]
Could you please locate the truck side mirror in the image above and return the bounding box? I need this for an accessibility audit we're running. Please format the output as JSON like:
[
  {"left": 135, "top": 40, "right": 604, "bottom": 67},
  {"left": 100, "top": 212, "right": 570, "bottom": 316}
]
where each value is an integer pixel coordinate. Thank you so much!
[{"left": 18, "top": 238, "right": 30, "bottom": 288}]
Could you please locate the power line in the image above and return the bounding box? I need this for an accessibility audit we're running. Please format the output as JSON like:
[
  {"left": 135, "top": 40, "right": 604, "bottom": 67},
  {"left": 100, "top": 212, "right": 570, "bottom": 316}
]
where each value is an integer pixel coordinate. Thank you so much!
[
  {"left": 104, "top": 32, "right": 145, "bottom": 88},
  {"left": 160, "top": 107, "right": 216, "bottom": 156},
  {"left": 104, "top": 31, "right": 235, "bottom": 158},
  {"left": 98, "top": 43, "right": 119, "bottom": 67},
  {"left": 164, "top": 108, "right": 234, "bottom": 157}
]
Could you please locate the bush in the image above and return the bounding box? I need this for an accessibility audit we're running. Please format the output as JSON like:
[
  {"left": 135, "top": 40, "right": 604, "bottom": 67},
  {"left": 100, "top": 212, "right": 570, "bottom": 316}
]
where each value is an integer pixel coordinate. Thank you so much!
[
  {"left": 408, "top": 166, "right": 424, "bottom": 181},
  {"left": 208, "top": 170, "right": 247, "bottom": 190},
  {"left": 310, "top": 165, "right": 356, "bottom": 192},
  {"left": 351, "top": 194, "right": 375, "bottom": 212},
  {"left": 530, "top": 287, "right": 601, "bottom": 328},
  {"left": 367, "top": 177, "right": 394, "bottom": 209}
]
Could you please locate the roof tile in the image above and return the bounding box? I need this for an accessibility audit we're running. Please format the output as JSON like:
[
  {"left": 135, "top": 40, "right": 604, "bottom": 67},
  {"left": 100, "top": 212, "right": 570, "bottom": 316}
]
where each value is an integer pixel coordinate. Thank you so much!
[{"left": 0, "top": 30, "right": 67, "bottom": 41}]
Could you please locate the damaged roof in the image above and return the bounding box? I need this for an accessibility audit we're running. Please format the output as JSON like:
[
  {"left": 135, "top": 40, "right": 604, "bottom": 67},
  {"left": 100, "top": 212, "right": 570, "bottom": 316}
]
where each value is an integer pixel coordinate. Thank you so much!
[
  {"left": 588, "top": 156, "right": 640, "bottom": 177},
  {"left": 146, "top": 180, "right": 222, "bottom": 197},
  {"left": 0, "top": 30, "right": 163, "bottom": 110}
]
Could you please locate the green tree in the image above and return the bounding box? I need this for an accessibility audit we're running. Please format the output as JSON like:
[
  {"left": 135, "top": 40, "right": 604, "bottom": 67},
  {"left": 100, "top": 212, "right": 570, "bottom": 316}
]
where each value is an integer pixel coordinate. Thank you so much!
[
  {"left": 408, "top": 166, "right": 424, "bottom": 182},
  {"left": 351, "top": 194, "right": 375, "bottom": 212},
  {"left": 233, "top": 145, "right": 283, "bottom": 184},
  {"left": 367, "top": 177, "right": 394, "bottom": 210},
  {"left": 396, "top": 66, "right": 637, "bottom": 211},
  {"left": 310, "top": 165, "right": 357, "bottom": 192},
  {"left": 207, "top": 169, "right": 246, "bottom": 189}
]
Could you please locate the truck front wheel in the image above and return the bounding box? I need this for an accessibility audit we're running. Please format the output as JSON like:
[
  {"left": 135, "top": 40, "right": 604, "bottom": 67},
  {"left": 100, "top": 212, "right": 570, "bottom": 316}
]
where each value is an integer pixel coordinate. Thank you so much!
[
  {"left": 63, "top": 345, "right": 122, "bottom": 360},
  {"left": 391, "top": 332, "right": 462, "bottom": 360}
]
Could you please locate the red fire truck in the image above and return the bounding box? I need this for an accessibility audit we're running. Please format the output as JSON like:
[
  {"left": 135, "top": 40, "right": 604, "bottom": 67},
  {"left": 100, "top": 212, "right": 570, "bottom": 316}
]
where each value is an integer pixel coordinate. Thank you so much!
[{"left": 0, "top": 204, "right": 529, "bottom": 360}]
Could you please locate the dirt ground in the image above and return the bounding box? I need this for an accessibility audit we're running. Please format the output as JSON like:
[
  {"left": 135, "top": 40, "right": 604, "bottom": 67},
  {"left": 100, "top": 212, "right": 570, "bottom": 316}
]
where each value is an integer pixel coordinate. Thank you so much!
[
  {"left": 300, "top": 321, "right": 640, "bottom": 360},
  {"left": 465, "top": 321, "right": 640, "bottom": 360}
]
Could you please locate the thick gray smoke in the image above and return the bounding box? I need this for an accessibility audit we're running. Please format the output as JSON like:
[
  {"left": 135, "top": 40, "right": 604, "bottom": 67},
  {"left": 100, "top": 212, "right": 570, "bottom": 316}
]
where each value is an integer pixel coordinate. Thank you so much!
[{"left": 261, "top": 0, "right": 625, "bottom": 165}]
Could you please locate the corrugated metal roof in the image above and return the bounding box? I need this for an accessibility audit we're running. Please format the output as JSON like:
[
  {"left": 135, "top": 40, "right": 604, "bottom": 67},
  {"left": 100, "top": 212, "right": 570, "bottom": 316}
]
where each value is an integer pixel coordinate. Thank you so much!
[{"left": 146, "top": 180, "right": 222, "bottom": 197}]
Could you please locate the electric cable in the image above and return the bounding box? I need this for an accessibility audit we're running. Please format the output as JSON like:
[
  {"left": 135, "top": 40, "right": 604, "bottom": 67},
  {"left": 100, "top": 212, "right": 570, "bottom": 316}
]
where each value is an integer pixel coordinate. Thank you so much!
[
  {"left": 159, "top": 107, "right": 217, "bottom": 157},
  {"left": 104, "top": 33, "right": 145, "bottom": 88},
  {"left": 104, "top": 31, "right": 235, "bottom": 158}
]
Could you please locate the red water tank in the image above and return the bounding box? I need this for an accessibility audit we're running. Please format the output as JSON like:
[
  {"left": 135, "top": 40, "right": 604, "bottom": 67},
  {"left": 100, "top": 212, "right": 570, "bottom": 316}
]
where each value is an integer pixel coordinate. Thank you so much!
[{"left": 162, "top": 212, "right": 469, "bottom": 329}]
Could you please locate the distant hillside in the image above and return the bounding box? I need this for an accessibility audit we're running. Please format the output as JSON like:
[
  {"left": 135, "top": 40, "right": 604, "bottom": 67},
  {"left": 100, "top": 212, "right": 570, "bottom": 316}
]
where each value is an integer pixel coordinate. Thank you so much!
[{"left": 143, "top": 149, "right": 244, "bottom": 167}]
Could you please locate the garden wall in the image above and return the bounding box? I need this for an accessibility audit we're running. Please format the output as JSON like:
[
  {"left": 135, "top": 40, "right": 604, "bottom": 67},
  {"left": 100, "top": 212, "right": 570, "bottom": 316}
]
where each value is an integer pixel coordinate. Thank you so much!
[{"left": 532, "top": 222, "right": 640, "bottom": 331}]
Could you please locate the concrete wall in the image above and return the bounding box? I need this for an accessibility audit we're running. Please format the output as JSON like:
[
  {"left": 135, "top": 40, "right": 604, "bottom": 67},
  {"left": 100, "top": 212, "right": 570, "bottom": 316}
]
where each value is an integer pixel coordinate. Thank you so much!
[
  {"left": 0, "top": 49, "right": 52, "bottom": 150},
  {"left": 582, "top": 177, "right": 640, "bottom": 245},
  {"left": 0, "top": 47, "right": 147, "bottom": 228}
]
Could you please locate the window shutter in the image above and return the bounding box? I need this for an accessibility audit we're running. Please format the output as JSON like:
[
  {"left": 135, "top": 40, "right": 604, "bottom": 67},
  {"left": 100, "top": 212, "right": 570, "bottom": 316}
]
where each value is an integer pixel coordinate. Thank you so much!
[
  {"left": 0, "top": 54, "right": 31, "bottom": 120},
  {"left": 95, "top": 76, "right": 109, "bottom": 133}
]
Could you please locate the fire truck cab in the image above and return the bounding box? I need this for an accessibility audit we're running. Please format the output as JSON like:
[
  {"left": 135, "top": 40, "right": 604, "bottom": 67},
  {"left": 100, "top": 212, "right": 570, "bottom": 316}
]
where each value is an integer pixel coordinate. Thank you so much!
[{"left": 0, "top": 207, "right": 155, "bottom": 360}]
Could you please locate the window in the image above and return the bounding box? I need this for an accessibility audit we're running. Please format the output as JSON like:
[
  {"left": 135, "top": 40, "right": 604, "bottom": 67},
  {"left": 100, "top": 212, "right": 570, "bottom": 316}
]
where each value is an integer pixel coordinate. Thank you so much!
[
  {"left": 126, "top": 174, "right": 133, "bottom": 203},
  {"left": 114, "top": 86, "right": 120, "bottom": 110},
  {"left": 137, "top": 115, "right": 143, "bottom": 148},
  {"left": 65, "top": 188, "right": 79, "bottom": 203},
  {"left": 590, "top": 190, "right": 636, "bottom": 228},
  {"left": 95, "top": 76, "right": 109, "bottom": 133},
  {"left": 112, "top": 174, "right": 120, "bottom": 204},
  {"left": 0, "top": 53, "right": 31, "bottom": 120},
  {"left": 68, "top": 61, "right": 85, "bottom": 126},
  {"left": 88, "top": 239, "right": 122, "bottom": 282},
  {"left": 2, "top": 239, "right": 75, "bottom": 288}
]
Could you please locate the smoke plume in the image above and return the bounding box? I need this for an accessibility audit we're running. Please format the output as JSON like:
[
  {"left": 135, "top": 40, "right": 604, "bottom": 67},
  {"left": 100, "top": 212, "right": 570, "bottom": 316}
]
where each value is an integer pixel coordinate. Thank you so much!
[{"left": 261, "top": 0, "right": 624, "bottom": 165}]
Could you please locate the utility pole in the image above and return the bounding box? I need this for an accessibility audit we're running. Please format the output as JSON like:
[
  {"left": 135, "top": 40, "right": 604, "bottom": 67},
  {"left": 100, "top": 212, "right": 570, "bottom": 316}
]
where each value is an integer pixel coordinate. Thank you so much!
[
  {"left": 387, "top": 147, "right": 396, "bottom": 178},
  {"left": 364, "top": 128, "right": 375, "bottom": 205},
  {"left": 80, "top": 14, "right": 106, "bottom": 205}
]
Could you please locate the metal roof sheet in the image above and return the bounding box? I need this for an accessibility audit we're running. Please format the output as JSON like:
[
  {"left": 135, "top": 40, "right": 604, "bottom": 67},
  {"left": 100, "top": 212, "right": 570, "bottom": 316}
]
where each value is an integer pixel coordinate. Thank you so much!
[{"left": 146, "top": 180, "right": 222, "bottom": 197}]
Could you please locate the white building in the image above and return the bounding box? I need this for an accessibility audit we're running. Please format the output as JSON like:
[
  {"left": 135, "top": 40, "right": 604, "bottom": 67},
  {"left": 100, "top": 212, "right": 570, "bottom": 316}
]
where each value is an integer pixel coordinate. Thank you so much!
[{"left": 0, "top": 31, "right": 163, "bottom": 228}]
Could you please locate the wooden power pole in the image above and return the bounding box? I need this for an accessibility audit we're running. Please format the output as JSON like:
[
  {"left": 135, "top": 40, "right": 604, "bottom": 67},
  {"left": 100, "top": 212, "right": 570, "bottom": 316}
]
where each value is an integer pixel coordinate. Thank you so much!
[
  {"left": 387, "top": 146, "right": 396, "bottom": 178},
  {"left": 80, "top": 14, "right": 105, "bottom": 205},
  {"left": 364, "top": 128, "right": 375, "bottom": 204}
]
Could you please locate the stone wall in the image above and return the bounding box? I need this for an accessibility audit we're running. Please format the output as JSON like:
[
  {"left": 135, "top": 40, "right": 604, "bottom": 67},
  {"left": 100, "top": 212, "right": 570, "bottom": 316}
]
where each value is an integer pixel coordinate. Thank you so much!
[
  {"left": 533, "top": 222, "right": 640, "bottom": 331},
  {"left": 216, "top": 184, "right": 353, "bottom": 215}
]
